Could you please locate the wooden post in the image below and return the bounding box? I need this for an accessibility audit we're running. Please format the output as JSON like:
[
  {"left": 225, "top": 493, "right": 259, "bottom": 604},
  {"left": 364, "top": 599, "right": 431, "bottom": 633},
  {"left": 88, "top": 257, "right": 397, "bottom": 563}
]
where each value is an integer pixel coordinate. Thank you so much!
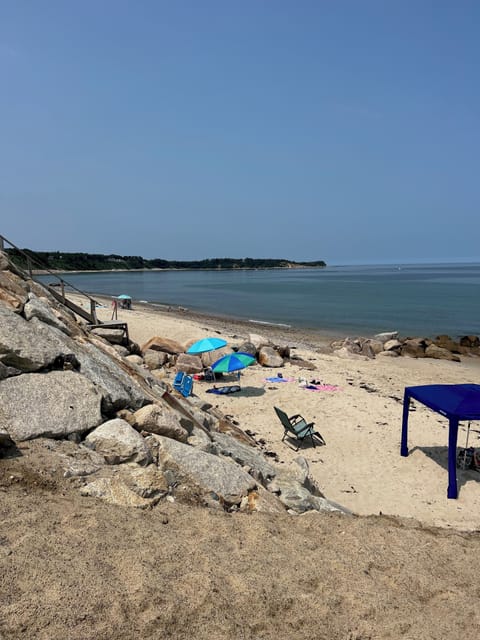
[
  {"left": 90, "top": 299, "right": 98, "bottom": 324},
  {"left": 27, "top": 256, "right": 32, "bottom": 277},
  {"left": 0, "top": 236, "right": 4, "bottom": 251},
  {"left": 60, "top": 281, "right": 65, "bottom": 302}
]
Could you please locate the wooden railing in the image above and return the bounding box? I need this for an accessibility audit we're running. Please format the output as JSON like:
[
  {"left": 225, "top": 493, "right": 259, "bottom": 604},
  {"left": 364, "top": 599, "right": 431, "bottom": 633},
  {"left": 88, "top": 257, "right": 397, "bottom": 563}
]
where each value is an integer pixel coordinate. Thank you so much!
[{"left": 0, "top": 233, "right": 100, "bottom": 324}]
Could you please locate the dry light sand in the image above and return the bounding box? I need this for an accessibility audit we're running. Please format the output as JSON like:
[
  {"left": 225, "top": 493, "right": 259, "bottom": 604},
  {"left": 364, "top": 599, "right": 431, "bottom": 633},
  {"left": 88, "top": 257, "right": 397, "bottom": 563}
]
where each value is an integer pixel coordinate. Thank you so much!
[
  {"left": 3, "top": 291, "right": 480, "bottom": 640},
  {"left": 82, "top": 294, "right": 480, "bottom": 531}
]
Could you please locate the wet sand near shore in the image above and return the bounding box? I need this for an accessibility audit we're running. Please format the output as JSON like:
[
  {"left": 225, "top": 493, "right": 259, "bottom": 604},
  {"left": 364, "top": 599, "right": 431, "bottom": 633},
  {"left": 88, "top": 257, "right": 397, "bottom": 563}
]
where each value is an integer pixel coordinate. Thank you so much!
[{"left": 70, "top": 292, "right": 480, "bottom": 531}]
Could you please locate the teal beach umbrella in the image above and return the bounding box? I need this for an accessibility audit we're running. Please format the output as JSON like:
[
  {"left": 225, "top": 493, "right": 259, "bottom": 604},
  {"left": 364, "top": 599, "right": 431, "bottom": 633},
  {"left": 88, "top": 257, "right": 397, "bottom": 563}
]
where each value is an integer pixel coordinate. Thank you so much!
[
  {"left": 186, "top": 337, "right": 227, "bottom": 354},
  {"left": 211, "top": 352, "right": 256, "bottom": 374}
]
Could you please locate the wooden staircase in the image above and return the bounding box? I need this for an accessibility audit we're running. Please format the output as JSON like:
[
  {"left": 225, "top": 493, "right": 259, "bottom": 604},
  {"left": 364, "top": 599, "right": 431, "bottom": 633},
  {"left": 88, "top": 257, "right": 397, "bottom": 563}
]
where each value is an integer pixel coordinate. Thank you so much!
[
  {"left": 45, "top": 283, "right": 99, "bottom": 323},
  {"left": 0, "top": 234, "right": 127, "bottom": 336}
]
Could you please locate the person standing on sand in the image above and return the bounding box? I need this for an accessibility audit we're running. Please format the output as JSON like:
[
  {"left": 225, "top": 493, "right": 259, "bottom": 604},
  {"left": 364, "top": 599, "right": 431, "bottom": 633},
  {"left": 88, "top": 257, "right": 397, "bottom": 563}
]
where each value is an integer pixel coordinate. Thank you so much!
[{"left": 111, "top": 298, "right": 118, "bottom": 320}]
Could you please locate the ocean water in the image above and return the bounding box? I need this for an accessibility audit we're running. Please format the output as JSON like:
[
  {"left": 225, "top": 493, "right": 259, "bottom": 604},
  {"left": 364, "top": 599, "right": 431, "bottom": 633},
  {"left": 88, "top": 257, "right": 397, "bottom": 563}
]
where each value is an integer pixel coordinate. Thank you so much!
[{"left": 37, "top": 263, "right": 480, "bottom": 339}]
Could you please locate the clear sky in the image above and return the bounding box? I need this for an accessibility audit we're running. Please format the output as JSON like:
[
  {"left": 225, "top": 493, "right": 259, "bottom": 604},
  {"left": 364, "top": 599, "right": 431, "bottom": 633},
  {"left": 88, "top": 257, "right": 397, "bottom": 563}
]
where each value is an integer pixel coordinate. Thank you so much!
[{"left": 1, "top": 1, "right": 478, "bottom": 265}]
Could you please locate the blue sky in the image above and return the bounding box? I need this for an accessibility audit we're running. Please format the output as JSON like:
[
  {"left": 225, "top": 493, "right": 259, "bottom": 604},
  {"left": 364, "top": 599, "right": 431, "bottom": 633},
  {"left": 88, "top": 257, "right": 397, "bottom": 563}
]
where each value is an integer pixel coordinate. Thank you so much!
[{"left": 1, "top": 1, "right": 478, "bottom": 264}]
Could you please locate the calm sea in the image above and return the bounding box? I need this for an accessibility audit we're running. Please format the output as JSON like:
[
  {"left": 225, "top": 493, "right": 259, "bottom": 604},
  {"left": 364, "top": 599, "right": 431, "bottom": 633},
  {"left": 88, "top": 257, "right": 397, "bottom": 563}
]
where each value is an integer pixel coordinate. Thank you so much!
[{"left": 37, "top": 263, "right": 480, "bottom": 339}]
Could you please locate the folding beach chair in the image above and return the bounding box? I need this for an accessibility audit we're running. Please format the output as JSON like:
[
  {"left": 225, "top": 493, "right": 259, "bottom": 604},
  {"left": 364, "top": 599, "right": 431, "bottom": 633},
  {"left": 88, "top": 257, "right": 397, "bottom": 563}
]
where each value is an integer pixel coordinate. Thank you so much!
[
  {"left": 274, "top": 406, "right": 325, "bottom": 451},
  {"left": 181, "top": 375, "right": 193, "bottom": 397},
  {"left": 173, "top": 371, "right": 185, "bottom": 392}
]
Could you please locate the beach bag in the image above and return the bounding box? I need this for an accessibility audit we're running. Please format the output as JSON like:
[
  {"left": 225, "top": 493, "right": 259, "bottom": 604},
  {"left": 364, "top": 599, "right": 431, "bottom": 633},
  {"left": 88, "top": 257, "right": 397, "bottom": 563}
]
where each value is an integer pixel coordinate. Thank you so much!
[
  {"left": 457, "top": 447, "right": 475, "bottom": 469},
  {"left": 473, "top": 449, "right": 480, "bottom": 472}
]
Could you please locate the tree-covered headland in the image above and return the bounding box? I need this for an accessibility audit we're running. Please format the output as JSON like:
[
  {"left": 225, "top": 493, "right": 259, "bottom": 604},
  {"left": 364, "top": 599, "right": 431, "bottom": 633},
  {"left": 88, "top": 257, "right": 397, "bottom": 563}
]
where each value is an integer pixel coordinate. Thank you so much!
[{"left": 6, "top": 249, "right": 326, "bottom": 272}]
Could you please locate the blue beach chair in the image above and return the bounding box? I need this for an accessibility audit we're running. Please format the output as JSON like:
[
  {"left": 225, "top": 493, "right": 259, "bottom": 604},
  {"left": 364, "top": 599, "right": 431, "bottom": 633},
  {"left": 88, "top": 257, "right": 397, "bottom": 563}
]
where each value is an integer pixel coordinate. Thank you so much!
[
  {"left": 181, "top": 375, "right": 193, "bottom": 397},
  {"left": 173, "top": 371, "right": 193, "bottom": 397},
  {"left": 173, "top": 371, "right": 185, "bottom": 392}
]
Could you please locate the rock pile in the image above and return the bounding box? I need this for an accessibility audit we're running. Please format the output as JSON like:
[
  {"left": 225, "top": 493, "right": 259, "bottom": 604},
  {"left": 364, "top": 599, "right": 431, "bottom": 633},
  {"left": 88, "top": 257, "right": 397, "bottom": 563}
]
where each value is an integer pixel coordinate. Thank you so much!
[
  {"left": 331, "top": 331, "right": 480, "bottom": 362},
  {"left": 0, "top": 251, "right": 346, "bottom": 516}
]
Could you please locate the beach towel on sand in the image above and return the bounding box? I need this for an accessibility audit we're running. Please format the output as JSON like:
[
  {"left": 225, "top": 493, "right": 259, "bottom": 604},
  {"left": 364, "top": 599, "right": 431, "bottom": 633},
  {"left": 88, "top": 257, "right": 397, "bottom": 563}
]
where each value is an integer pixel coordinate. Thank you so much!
[
  {"left": 206, "top": 385, "right": 241, "bottom": 395},
  {"left": 264, "top": 376, "right": 295, "bottom": 383}
]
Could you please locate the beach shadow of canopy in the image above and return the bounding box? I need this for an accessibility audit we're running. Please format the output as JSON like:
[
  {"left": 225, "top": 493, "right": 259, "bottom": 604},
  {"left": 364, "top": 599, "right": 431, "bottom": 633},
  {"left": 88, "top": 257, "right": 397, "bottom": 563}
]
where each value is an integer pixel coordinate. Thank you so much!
[
  {"left": 408, "top": 445, "right": 480, "bottom": 493},
  {"left": 401, "top": 384, "right": 480, "bottom": 499}
]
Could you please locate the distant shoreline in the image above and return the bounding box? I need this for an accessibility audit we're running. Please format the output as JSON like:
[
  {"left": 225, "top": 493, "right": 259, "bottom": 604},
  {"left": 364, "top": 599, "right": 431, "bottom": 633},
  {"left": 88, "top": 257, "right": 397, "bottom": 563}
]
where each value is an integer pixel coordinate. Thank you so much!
[{"left": 31, "top": 265, "right": 325, "bottom": 276}]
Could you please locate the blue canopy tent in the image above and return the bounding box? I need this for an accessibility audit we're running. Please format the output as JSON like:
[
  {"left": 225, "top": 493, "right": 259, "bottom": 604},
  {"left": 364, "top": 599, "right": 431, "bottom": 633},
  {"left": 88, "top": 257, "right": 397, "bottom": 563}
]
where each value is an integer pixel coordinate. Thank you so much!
[{"left": 401, "top": 384, "right": 480, "bottom": 499}]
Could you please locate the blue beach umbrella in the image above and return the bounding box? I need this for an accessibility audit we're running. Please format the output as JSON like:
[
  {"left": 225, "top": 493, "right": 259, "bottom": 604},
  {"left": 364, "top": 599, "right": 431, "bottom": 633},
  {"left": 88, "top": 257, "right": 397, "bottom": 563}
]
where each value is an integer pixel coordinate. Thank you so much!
[
  {"left": 117, "top": 294, "right": 131, "bottom": 300},
  {"left": 186, "top": 337, "right": 227, "bottom": 355},
  {"left": 211, "top": 352, "right": 256, "bottom": 374}
]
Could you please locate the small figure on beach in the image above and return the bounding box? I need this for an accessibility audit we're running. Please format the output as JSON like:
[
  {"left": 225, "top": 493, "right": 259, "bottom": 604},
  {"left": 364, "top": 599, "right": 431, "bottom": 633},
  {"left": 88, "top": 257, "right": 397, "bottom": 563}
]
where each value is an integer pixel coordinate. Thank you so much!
[{"left": 111, "top": 298, "right": 118, "bottom": 320}]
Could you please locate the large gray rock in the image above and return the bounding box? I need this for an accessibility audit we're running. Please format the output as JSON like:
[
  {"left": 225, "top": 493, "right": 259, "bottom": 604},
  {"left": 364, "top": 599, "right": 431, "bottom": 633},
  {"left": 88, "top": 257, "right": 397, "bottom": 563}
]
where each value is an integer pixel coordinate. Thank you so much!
[
  {"left": 425, "top": 344, "right": 461, "bottom": 362},
  {"left": 275, "top": 457, "right": 324, "bottom": 498},
  {"left": 187, "top": 426, "right": 215, "bottom": 453},
  {"left": 0, "top": 305, "right": 66, "bottom": 371},
  {"left": 175, "top": 353, "right": 203, "bottom": 374},
  {"left": 24, "top": 293, "right": 70, "bottom": 334},
  {"left": 235, "top": 341, "right": 257, "bottom": 357},
  {"left": 165, "top": 393, "right": 219, "bottom": 433},
  {"left": 272, "top": 475, "right": 349, "bottom": 514},
  {"left": 460, "top": 335, "right": 480, "bottom": 348},
  {"left": 211, "top": 432, "right": 276, "bottom": 483},
  {"left": 0, "top": 251, "right": 11, "bottom": 271},
  {"left": 434, "top": 335, "right": 464, "bottom": 354},
  {"left": 125, "top": 354, "right": 144, "bottom": 367},
  {"left": 378, "top": 350, "right": 400, "bottom": 357},
  {"left": 112, "top": 344, "right": 130, "bottom": 358},
  {"left": 364, "top": 339, "right": 385, "bottom": 355},
  {"left": 143, "top": 349, "right": 169, "bottom": 370},
  {"left": 80, "top": 464, "right": 168, "bottom": 508},
  {"left": 334, "top": 346, "right": 368, "bottom": 361},
  {"left": 258, "top": 346, "right": 283, "bottom": 368},
  {"left": 26, "top": 281, "right": 84, "bottom": 337},
  {"left": 75, "top": 340, "right": 151, "bottom": 412},
  {"left": 133, "top": 404, "right": 189, "bottom": 442},
  {"left": 141, "top": 336, "right": 184, "bottom": 355},
  {"left": 0, "top": 270, "right": 28, "bottom": 311},
  {"left": 0, "top": 370, "right": 102, "bottom": 441},
  {"left": 0, "top": 306, "right": 151, "bottom": 412},
  {"left": 401, "top": 338, "right": 427, "bottom": 358},
  {"left": 360, "top": 342, "right": 376, "bottom": 359},
  {"left": 383, "top": 339, "right": 402, "bottom": 351},
  {"left": 152, "top": 435, "right": 257, "bottom": 506},
  {"left": 84, "top": 418, "right": 152, "bottom": 466}
]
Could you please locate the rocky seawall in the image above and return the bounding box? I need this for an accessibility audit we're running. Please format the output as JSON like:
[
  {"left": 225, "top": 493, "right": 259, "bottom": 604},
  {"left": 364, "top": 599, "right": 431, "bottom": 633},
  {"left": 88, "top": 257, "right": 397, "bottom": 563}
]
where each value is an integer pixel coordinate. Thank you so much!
[{"left": 0, "top": 250, "right": 346, "bottom": 516}]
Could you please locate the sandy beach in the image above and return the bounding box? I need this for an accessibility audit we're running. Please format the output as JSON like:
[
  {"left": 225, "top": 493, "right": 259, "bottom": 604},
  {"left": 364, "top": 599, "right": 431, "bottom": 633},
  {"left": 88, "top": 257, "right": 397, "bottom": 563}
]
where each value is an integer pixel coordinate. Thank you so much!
[
  {"left": 3, "top": 280, "right": 480, "bottom": 640},
  {"left": 74, "top": 293, "right": 480, "bottom": 531}
]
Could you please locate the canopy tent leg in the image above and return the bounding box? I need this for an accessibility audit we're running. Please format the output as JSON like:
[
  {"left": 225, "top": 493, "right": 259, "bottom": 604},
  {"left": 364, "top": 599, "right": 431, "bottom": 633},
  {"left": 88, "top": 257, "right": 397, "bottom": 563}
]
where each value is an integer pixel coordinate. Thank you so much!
[
  {"left": 447, "top": 417, "right": 460, "bottom": 499},
  {"left": 400, "top": 390, "right": 410, "bottom": 457}
]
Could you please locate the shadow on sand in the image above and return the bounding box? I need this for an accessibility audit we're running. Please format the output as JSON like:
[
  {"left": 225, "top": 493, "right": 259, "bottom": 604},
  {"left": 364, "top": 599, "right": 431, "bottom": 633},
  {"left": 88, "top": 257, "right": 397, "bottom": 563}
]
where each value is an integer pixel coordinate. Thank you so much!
[
  {"left": 236, "top": 386, "right": 265, "bottom": 398},
  {"left": 410, "top": 445, "right": 480, "bottom": 494},
  {"left": 282, "top": 433, "right": 326, "bottom": 452}
]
